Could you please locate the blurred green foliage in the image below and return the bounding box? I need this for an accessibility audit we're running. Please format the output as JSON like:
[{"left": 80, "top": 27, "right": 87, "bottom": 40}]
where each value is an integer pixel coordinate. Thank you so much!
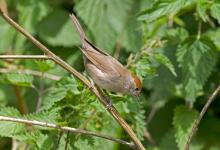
[{"left": 0, "top": 0, "right": 220, "bottom": 149}]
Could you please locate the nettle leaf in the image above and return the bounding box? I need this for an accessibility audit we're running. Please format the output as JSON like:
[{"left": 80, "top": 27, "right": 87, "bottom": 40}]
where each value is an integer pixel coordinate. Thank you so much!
[
  {"left": 41, "top": 77, "right": 80, "bottom": 110},
  {"left": 205, "top": 29, "right": 220, "bottom": 51},
  {"left": 4, "top": 73, "right": 34, "bottom": 87},
  {"left": 176, "top": 37, "right": 218, "bottom": 102},
  {"left": 0, "top": 17, "right": 16, "bottom": 53},
  {"left": 41, "top": 87, "right": 67, "bottom": 110},
  {"left": 155, "top": 53, "right": 177, "bottom": 76},
  {"left": 0, "top": 107, "right": 26, "bottom": 138},
  {"left": 0, "top": 89, "right": 7, "bottom": 107},
  {"left": 125, "top": 98, "right": 146, "bottom": 141},
  {"left": 25, "top": 109, "right": 58, "bottom": 124},
  {"left": 197, "top": 0, "right": 209, "bottom": 22},
  {"left": 37, "top": 9, "right": 80, "bottom": 47},
  {"left": 136, "top": 55, "right": 157, "bottom": 79},
  {"left": 121, "top": 1, "right": 142, "bottom": 52},
  {"left": 75, "top": 0, "right": 132, "bottom": 53},
  {"left": 72, "top": 137, "right": 95, "bottom": 150},
  {"left": 138, "top": 0, "right": 195, "bottom": 22},
  {"left": 35, "top": 60, "right": 55, "bottom": 72},
  {"left": 164, "top": 28, "right": 189, "bottom": 44},
  {"left": 15, "top": 0, "right": 49, "bottom": 50},
  {"left": 173, "top": 105, "right": 198, "bottom": 150},
  {"left": 210, "top": 2, "right": 220, "bottom": 23},
  {"left": 159, "top": 130, "right": 178, "bottom": 150}
]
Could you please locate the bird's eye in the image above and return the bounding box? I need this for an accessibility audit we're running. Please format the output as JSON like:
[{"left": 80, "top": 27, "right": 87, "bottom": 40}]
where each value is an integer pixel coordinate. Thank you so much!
[{"left": 135, "top": 87, "right": 139, "bottom": 91}]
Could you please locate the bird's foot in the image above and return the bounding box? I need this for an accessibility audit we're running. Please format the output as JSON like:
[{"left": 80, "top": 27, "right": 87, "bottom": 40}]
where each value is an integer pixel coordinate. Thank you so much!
[
  {"left": 106, "top": 98, "right": 113, "bottom": 110},
  {"left": 88, "top": 78, "right": 95, "bottom": 90}
]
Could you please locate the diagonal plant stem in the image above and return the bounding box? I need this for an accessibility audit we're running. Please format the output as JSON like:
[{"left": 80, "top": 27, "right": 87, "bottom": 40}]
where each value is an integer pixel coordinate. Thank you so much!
[
  {"left": 0, "top": 11, "right": 145, "bottom": 150},
  {"left": 0, "top": 115, "right": 135, "bottom": 149},
  {"left": 185, "top": 85, "right": 220, "bottom": 150}
]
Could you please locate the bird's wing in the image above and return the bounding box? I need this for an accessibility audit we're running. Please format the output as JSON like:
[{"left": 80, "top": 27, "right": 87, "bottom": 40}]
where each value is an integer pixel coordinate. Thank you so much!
[{"left": 80, "top": 47, "right": 124, "bottom": 79}]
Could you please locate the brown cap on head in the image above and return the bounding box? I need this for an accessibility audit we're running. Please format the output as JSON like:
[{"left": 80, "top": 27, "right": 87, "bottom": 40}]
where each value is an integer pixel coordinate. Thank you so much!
[{"left": 132, "top": 74, "right": 142, "bottom": 91}]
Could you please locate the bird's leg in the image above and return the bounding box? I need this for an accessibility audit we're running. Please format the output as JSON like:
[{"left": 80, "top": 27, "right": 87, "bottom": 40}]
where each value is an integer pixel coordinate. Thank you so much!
[{"left": 88, "top": 77, "right": 95, "bottom": 90}]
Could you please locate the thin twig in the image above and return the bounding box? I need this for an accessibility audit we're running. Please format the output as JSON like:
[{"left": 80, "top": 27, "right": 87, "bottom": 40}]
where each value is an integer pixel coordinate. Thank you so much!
[
  {"left": 65, "top": 131, "right": 70, "bottom": 150},
  {"left": 0, "top": 116, "right": 135, "bottom": 149},
  {"left": 11, "top": 139, "right": 18, "bottom": 150},
  {"left": 36, "top": 72, "right": 44, "bottom": 112},
  {"left": 147, "top": 106, "right": 158, "bottom": 124},
  {"left": 197, "top": 21, "right": 202, "bottom": 40},
  {"left": 143, "top": 130, "right": 156, "bottom": 146},
  {"left": 13, "top": 86, "right": 28, "bottom": 114},
  {"left": 54, "top": 131, "right": 63, "bottom": 150},
  {"left": 185, "top": 85, "right": 220, "bottom": 150},
  {"left": 0, "top": 55, "right": 51, "bottom": 59},
  {"left": 0, "top": 11, "right": 145, "bottom": 150},
  {"left": 0, "top": 68, "right": 61, "bottom": 81}
]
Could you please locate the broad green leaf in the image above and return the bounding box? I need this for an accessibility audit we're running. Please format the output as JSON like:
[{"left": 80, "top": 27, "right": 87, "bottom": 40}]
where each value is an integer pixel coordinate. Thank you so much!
[
  {"left": 121, "top": 1, "right": 142, "bottom": 52},
  {"left": 136, "top": 55, "right": 157, "bottom": 79},
  {"left": 0, "top": 18, "right": 16, "bottom": 53},
  {"left": 205, "top": 29, "right": 220, "bottom": 51},
  {"left": 75, "top": 0, "right": 132, "bottom": 52},
  {"left": 36, "top": 134, "right": 53, "bottom": 150},
  {"left": 35, "top": 60, "right": 55, "bottom": 72},
  {"left": 15, "top": 0, "right": 49, "bottom": 50},
  {"left": 210, "top": 3, "right": 220, "bottom": 23},
  {"left": 42, "top": 77, "right": 80, "bottom": 110},
  {"left": 5, "top": 73, "right": 33, "bottom": 87},
  {"left": 164, "top": 28, "right": 189, "bottom": 44},
  {"left": 138, "top": 0, "right": 195, "bottom": 22},
  {"left": 0, "top": 89, "right": 6, "bottom": 107},
  {"left": 155, "top": 53, "right": 177, "bottom": 76},
  {"left": 0, "top": 107, "right": 26, "bottom": 137},
  {"left": 197, "top": 0, "right": 209, "bottom": 22},
  {"left": 176, "top": 37, "right": 218, "bottom": 102},
  {"left": 37, "top": 9, "right": 80, "bottom": 47},
  {"left": 41, "top": 87, "right": 67, "bottom": 110},
  {"left": 159, "top": 130, "right": 178, "bottom": 150},
  {"left": 173, "top": 105, "right": 198, "bottom": 150},
  {"left": 25, "top": 109, "right": 58, "bottom": 124}
]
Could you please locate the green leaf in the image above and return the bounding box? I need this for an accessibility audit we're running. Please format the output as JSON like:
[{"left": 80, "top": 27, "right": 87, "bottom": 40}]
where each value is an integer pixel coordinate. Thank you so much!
[
  {"left": 75, "top": 0, "right": 132, "bottom": 52},
  {"left": 210, "top": 3, "right": 220, "bottom": 23},
  {"left": 173, "top": 105, "right": 198, "bottom": 150},
  {"left": 136, "top": 55, "right": 157, "bottom": 79},
  {"left": 0, "top": 89, "right": 7, "bottom": 107},
  {"left": 35, "top": 60, "right": 55, "bottom": 72},
  {"left": 41, "top": 77, "right": 80, "bottom": 110},
  {"left": 41, "top": 87, "right": 67, "bottom": 110},
  {"left": 164, "top": 28, "right": 189, "bottom": 44},
  {"left": 121, "top": 1, "right": 142, "bottom": 52},
  {"left": 159, "top": 130, "right": 178, "bottom": 150},
  {"left": 138, "top": 0, "right": 195, "bottom": 22},
  {"left": 15, "top": 0, "right": 49, "bottom": 50},
  {"left": 0, "top": 107, "right": 26, "bottom": 138},
  {"left": 205, "top": 29, "right": 220, "bottom": 51},
  {"left": 4, "top": 73, "right": 34, "bottom": 87},
  {"left": 155, "top": 53, "right": 177, "bottom": 76},
  {"left": 176, "top": 37, "right": 218, "bottom": 102},
  {"left": 37, "top": 9, "right": 80, "bottom": 47},
  {"left": 0, "top": 17, "right": 16, "bottom": 53},
  {"left": 197, "top": 0, "right": 209, "bottom": 22},
  {"left": 25, "top": 109, "right": 58, "bottom": 124}
]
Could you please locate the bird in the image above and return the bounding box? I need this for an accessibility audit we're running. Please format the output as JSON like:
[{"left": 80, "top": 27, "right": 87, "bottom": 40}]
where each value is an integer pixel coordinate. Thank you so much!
[{"left": 69, "top": 14, "right": 142, "bottom": 96}]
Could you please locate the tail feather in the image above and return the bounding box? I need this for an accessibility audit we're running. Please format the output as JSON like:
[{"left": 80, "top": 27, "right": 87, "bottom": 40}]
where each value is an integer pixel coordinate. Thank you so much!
[{"left": 69, "top": 14, "right": 86, "bottom": 44}]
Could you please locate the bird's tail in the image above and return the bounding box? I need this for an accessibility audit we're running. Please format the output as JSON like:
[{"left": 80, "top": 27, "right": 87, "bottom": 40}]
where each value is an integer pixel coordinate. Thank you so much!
[{"left": 69, "top": 14, "right": 86, "bottom": 45}]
